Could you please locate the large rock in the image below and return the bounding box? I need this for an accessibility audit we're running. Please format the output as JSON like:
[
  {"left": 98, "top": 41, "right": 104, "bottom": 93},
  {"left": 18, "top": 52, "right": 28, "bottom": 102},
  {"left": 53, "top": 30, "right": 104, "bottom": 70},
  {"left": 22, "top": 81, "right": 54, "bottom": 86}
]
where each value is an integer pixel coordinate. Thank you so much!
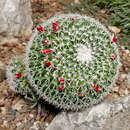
[
  {"left": 0, "top": 0, "right": 33, "bottom": 40},
  {"left": 46, "top": 96, "right": 130, "bottom": 130},
  {"left": 102, "top": 108, "right": 130, "bottom": 130}
]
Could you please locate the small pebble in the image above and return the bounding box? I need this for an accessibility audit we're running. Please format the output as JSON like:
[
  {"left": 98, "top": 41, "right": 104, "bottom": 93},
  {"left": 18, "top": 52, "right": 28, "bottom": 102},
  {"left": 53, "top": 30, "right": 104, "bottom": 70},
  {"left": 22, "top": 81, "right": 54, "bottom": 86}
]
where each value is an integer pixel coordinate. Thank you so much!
[
  {"left": 16, "top": 122, "right": 22, "bottom": 127},
  {"left": 125, "top": 50, "right": 129, "bottom": 54},
  {"left": 44, "top": 122, "right": 49, "bottom": 127},
  {"left": 112, "top": 87, "right": 119, "bottom": 92},
  {"left": 22, "top": 42, "right": 27, "bottom": 46},
  {"left": 100, "top": 10, "right": 106, "bottom": 14},
  {"left": 113, "top": 93, "right": 120, "bottom": 99},
  {"left": 127, "top": 84, "right": 130, "bottom": 89},
  {"left": 12, "top": 100, "right": 25, "bottom": 111},
  {"left": 1, "top": 120, "right": 8, "bottom": 128},
  {"left": 121, "top": 74, "right": 127, "bottom": 79},
  {"left": 29, "top": 114, "right": 34, "bottom": 119},
  {"left": 124, "top": 89, "right": 129, "bottom": 95},
  {"left": 1, "top": 107, "right": 6, "bottom": 115},
  {"left": 9, "top": 109, "right": 16, "bottom": 115},
  {"left": 127, "top": 72, "right": 130, "bottom": 85},
  {"left": 119, "top": 88, "right": 125, "bottom": 96}
]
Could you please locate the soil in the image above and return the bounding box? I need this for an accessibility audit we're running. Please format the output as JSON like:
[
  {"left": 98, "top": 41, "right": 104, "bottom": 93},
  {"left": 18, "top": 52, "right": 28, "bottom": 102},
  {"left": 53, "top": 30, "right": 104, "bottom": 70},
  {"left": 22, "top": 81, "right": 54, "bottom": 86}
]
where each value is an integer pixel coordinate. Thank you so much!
[{"left": 0, "top": 0, "right": 130, "bottom": 130}]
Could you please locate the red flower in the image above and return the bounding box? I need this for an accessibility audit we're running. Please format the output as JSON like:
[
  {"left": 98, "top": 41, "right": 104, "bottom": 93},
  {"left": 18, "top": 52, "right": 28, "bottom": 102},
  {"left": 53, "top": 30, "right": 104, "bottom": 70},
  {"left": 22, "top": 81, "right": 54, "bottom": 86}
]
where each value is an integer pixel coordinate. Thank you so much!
[
  {"left": 52, "top": 21, "right": 58, "bottom": 34},
  {"left": 37, "top": 25, "right": 46, "bottom": 32},
  {"left": 16, "top": 73, "right": 22, "bottom": 78},
  {"left": 52, "top": 21, "right": 58, "bottom": 27},
  {"left": 111, "top": 36, "right": 117, "bottom": 43},
  {"left": 109, "top": 55, "right": 116, "bottom": 60},
  {"left": 43, "top": 39, "right": 49, "bottom": 45},
  {"left": 58, "top": 85, "right": 63, "bottom": 91},
  {"left": 42, "top": 49, "right": 52, "bottom": 54},
  {"left": 93, "top": 85, "right": 101, "bottom": 92},
  {"left": 78, "top": 90, "right": 81, "bottom": 95},
  {"left": 59, "top": 78, "right": 64, "bottom": 84},
  {"left": 53, "top": 26, "right": 58, "bottom": 31},
  {"left": 53, "top": 27, "right": 58, "bottom": 34},
  {"left": 45, "top": 60, "right": 51, "bottom": 67},
  {"left": 72, "top": 17, "right": 75, "bottom": 21}
]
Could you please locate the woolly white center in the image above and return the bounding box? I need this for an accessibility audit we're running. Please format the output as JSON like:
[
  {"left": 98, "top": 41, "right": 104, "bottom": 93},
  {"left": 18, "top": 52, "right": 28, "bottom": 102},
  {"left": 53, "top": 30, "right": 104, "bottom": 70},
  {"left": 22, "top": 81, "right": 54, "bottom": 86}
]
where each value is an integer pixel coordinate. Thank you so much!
[{"left": 76, "top": 44, "right": 92, "bottom": 63}]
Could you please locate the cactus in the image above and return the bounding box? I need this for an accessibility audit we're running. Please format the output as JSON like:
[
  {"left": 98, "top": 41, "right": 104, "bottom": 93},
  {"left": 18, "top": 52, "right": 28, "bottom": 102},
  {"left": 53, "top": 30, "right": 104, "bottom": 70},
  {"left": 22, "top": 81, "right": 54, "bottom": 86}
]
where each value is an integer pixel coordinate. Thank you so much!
[
  {"left": 7, "top": 57, "right": 39, "bottom": 107},
  {"left": 7, "top": 14, "right": 120, "bottom": 111}
]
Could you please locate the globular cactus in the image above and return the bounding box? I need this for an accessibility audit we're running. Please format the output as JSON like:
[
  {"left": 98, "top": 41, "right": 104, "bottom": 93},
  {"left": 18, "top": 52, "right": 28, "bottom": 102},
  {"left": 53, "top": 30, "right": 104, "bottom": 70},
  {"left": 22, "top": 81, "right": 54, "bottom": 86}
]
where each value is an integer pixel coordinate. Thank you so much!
[
  {"left": 7, "top": 57, "right": 39, "bottom": 106},
  {"left": 7, "top": 14, "right": 120, "bottom": 111}
]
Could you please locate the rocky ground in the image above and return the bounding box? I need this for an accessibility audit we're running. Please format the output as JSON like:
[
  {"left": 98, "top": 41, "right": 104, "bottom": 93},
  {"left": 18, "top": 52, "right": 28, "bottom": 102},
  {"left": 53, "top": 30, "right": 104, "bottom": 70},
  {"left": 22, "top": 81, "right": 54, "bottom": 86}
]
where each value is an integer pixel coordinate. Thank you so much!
[{"left": 0, "top": 0, "right": 130, "bottom": 130}]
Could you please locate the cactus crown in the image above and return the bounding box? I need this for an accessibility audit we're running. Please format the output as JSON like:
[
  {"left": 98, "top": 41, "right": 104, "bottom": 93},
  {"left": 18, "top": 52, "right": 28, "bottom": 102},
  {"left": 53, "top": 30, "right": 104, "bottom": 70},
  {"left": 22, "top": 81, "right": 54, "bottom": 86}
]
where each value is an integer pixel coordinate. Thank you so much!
[{"left": 7, "top": 14, "right": 120, "bottom": 111}]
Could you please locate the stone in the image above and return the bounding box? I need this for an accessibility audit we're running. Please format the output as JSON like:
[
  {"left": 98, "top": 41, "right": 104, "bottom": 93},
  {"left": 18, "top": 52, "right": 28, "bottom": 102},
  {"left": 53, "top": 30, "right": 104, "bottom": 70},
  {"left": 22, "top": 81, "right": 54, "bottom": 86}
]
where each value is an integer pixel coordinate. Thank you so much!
[
  {"left": 1, "top": 120, "right": 8, "bottom": 128},
  {"left": 74, "top": 0, "right": 80, "bottom": 4},
  {"left": 9, "top": 109, "right": 16, "bottom": 116},
  {"left": 112, "top": 86, "right": 118, "bottom": 92},
  {"left": 0, "top": 61, "right": 6, "bottom": 82},
  {"left": 0, "top": 0, "right": 33, "bottom": 41},
  {"left": 119, "top": 88, "right": 125, "bottom": 96},
  {"left": 100, "top": 10, "right": 106, "bottom": 14},
  {"left": 44, "top": 122, "right": 49, "bottom": 127},
  {"left": 29, "top": 114, "right": 34, "bottom": 119},
  {"left": 121, "top": 74, "right": 127, "bottom": 79},
  {"left": 127, "top": 84, "right": 130, "bottom": 90},
  {"left": 108, "top": 26, "right": 121, "bottom": 34},
  {"left": 124, "top": 89, "right": 129, "bottom": 95},
  {"left": 16, "top": 122, "right": 22, "bottom": 127},
  {"left": 102, "top": 108, "right": 130, "bottom": 130},
  {"left": 0, "top": 107, "right": 6, "bottom": 115},
  {"left": 12, "top": 100, "right": 25, "bottom": 111},
  {"left": 43, "top": 0, "right": 50, "bottom": 4},
  {"left": 127, "top": 72, "right": 130, "bottom": 85},
  {"left": 125, "top": 50, "right": 129, "bottom": 54},
  {"left": 25, "top": 120, "right": 33, "bottom": 129},
  {"left": 46, "top": 96, "right": 130, "bottom": 130},
  {"left": 118, "top": 76, "right": 124, "bottom": 82},
  {"left": 29, "top": 121, "right": 40, "bottom": 130},
  {"left": 16, "top": 124, "right": 24, "bottom": 130},
  {"left": 112, "top": 93, "right": 120, "bottom": 99}
]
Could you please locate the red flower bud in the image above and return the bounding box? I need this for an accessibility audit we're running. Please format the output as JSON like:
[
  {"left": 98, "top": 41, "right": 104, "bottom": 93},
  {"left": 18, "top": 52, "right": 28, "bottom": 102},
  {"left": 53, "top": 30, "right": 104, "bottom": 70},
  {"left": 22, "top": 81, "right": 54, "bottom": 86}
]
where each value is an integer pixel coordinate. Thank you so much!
[
  {"left": 59, "top": 78, "right": 64, "bottom": 84},
  {"left": 53, "top": 27, "right": 58, "bottom": 34},
  {"left": 53, "top": 26, "right": 58, "bottom": 31},
  {"left": 45, "top": 60, "right": 51, "bottom": 67},
  {"left": 37, "top": 26, "right": 46, "bottom": 32},
  {"left": 58, "top": 85, "right": 63, "bottom": 91},
  {"left": 42, "top": 49, "right": 52, "bottom": 54},
  {"left": 16, "top": 73, "right": 22, "bottom": 78},
  {"left": 72, "top": 17, "right": 75, "bottom": 21},
  {"left": 52, "top": 21, "right": 58, "bottom": 34},
  {"left": 112, "top": 36, "right": 117, "bottom": 43},
  {"left": 93, "top": 85, "right": 101, "bottom": 92},
  {"left": 109, "top": 55, "right": 116, "bottom": 60},
  {"left": 52, "top": 21, "right": 58, "bottom": 27}
]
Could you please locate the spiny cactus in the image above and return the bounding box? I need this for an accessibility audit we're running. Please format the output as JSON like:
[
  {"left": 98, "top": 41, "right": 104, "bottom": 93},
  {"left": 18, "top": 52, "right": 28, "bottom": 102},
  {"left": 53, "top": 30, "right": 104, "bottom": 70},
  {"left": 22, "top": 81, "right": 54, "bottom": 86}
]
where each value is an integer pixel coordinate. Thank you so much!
[
  {"left": 25, "top": 14, "right": 120, "bottom": 111},
  {"left": 7, "top": 57, "right": 39, "bottom": 106},
  {"left": 7, "top": 14, "right": 120, "bottom": 111}
]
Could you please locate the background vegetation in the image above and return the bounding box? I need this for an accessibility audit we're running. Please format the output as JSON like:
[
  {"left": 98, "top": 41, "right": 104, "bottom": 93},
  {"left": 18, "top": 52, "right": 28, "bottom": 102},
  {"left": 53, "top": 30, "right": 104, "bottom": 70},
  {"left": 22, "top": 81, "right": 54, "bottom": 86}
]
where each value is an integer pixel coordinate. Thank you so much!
[{"left": 60, "top": 0, "right": 130, "bottom": 49}]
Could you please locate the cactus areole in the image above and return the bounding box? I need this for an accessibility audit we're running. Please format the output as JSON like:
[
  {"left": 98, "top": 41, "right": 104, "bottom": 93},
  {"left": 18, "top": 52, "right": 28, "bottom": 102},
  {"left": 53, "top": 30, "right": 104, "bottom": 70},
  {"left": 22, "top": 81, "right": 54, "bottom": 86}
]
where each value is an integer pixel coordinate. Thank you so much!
[{"left": 25, "top": 14, "right": 120, "bottom": 111}]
